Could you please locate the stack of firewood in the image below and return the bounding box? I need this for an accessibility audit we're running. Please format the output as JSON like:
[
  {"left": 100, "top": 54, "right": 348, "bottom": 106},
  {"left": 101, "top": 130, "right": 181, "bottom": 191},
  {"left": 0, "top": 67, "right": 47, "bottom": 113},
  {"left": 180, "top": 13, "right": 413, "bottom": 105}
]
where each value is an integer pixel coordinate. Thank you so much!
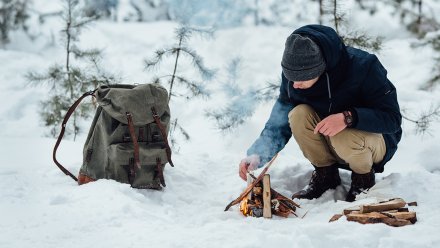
[
  {"left": 330, "top": 198, "right": 417, "bottom": 227},
  {"left": 238, "top": 174, "right": 300, "bottom": 218}
]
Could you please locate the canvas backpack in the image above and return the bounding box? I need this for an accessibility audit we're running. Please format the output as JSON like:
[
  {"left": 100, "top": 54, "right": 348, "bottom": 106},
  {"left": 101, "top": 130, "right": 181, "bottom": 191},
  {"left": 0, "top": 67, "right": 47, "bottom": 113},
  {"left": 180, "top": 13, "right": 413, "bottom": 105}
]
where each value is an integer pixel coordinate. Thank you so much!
[{"left": 53, "top": 84, "right": 174, "bottom": 190}]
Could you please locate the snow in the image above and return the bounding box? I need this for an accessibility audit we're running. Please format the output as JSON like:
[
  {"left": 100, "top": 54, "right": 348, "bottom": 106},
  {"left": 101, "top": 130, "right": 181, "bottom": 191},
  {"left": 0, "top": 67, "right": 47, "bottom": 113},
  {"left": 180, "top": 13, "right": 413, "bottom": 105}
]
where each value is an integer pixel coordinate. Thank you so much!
[{"left": 1, "top": 2, "right": 440, "bottom": 248}]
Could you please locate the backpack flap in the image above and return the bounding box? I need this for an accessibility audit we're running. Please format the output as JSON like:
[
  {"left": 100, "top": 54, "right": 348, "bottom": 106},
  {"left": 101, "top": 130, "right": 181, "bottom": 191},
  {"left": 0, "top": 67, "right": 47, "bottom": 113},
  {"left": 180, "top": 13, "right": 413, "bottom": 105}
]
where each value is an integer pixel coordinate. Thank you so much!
[{"left": 95, "top": 84, "right": 170, "bottom": 126}]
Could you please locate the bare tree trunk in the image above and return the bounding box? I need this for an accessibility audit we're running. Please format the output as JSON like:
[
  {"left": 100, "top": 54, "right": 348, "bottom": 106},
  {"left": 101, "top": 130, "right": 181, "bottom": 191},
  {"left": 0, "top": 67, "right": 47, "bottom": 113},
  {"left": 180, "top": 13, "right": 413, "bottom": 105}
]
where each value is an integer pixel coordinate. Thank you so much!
[
  {"left": 169, "top": 36, "right": 182, "bottom": 103},
  {"left": 65, "top": 0, "right": 77, "bottom": 140},
  {"left": 417, "top": 0, "right": 422, "bottom": 27},
  {"left": 66, "top": 1, "right": 72, "bottom": 75},
  {"left": 319, "top": 0, "right": 324, "bottom": 24},
  {"left": 333, "top": 0, "right": 339, "bottom": 34}
]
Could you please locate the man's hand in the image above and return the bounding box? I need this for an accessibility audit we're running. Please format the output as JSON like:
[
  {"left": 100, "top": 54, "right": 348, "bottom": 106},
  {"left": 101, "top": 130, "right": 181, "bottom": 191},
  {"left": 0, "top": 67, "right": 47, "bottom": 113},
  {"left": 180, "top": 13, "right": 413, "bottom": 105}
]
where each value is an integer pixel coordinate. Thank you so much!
[
  {"left": 238, "top": 155, "right": 260, "bottom": 181},
  {"left": 314, "top": 113, "right": 347, "bottom": 137}
]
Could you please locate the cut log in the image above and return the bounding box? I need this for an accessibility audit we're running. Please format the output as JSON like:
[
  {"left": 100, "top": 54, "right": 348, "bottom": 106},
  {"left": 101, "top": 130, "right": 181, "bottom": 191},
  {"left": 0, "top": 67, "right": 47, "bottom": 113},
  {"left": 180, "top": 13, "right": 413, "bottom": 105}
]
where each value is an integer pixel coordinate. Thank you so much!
[
  {"left": 380, "top": 217, "right": 412, "bottom": 227},
  {"left": 246, "top": 173, "right": 254, "bottom": 200},
  {"left": 347, "top": 212, "right": 384, "bottom": 224},
  {"left": 249, "top": 173, "right": 300, "bottom": 209},
  {"left": 262, "top": 174, "right": 272, "bottom": 219},
  {"left": 346, "top": 211, "right": 416, "bottom": 227},
  {"left": 359, "top": 198, "right": 406, "bottom": 214},
  {"left": 343, "top": 206, "right": 361, "bottom": 215},
  {"left": 329, "top": 214, "right": 343, "bottom": 222},
  {"left": 381, "top": 211, "right": 417, "bottom": 224}
]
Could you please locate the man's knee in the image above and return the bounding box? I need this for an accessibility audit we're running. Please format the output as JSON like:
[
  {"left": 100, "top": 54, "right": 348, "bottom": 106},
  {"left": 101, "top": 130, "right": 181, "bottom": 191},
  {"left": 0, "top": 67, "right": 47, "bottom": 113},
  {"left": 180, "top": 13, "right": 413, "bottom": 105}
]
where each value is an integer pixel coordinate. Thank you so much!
[
  {"left": 331, "top": 130, "right": 370, "bottom": 173},
  {"left": 330, "top": 130, "right": 366, "bottom": 157},
  {"left": 330, "top": 130, "right": 381, "bottom": 174},
  {"left": 288, "top": 104, "right": 318, "bottom": 132}
]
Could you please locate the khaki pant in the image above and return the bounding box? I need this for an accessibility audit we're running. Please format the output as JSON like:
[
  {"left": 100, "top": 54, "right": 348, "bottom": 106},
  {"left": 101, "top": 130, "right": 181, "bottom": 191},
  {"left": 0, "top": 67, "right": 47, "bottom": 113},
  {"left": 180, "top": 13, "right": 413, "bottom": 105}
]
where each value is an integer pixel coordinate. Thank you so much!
[{"left": 288, "top": 104, "right": 386, "bottom": 174}]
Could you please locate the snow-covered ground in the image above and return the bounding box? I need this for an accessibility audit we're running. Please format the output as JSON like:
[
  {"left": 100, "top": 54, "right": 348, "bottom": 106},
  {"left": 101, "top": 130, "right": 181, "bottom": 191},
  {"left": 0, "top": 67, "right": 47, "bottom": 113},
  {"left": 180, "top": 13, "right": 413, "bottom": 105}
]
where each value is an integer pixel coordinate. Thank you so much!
[{"left": 1, "top": 4, "right": 440, "bottom": 248}]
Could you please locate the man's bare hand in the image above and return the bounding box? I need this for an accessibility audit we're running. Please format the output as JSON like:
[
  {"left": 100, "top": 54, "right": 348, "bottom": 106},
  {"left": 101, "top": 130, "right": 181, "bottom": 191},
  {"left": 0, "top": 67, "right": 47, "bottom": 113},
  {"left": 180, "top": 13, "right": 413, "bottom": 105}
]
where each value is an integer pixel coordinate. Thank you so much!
[
  {"left": 238, "top": 155, "right": 260, "bottom": 181},
  {"left": 314, "top": 113, "right": 347, "bottom": 137}
]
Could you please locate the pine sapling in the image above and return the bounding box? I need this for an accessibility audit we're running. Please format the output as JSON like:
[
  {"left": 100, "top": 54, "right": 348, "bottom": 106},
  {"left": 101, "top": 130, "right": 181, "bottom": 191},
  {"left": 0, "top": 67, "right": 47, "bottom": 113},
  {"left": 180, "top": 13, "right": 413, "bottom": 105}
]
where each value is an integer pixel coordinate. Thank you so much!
[
  {"left": 387, "top": 0, "right": 439, "bottom": 38},
  {"left": 145, "top": 25, "right": 215, "bottom": 148},
  {"left": 328, "top": 0, "right": 383, "bottom": 53},
  {"left": 27, "top": 0, "right": 116, "bottom": 140}
]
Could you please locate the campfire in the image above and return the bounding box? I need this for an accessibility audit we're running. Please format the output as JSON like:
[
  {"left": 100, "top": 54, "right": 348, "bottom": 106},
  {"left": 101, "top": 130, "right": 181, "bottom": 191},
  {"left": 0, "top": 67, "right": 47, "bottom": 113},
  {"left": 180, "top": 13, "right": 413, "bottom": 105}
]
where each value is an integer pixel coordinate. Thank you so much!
[
  {"left": 238, "top": 173, "right": 300, "bottom": 218},
  {"left": 224, "top": 154, "right": 300, "bottom": 218}
]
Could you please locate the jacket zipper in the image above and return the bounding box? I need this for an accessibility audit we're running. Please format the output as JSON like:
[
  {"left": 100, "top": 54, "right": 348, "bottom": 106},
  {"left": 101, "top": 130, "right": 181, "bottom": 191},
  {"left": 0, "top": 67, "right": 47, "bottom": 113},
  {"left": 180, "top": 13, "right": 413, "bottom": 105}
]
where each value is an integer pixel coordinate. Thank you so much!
[{"left": 326, "top": 72, "right": 332, "bottom": 113}]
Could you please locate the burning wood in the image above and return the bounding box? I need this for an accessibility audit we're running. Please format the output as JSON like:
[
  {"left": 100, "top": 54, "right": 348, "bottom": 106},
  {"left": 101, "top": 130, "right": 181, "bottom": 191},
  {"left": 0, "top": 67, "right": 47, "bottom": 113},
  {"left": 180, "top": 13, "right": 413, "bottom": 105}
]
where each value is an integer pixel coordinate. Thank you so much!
[
  {"left": 224, "top": 154, "right": 279, "bottom": 212},
  {"left": 224, "top": 154, "right": 300, "bottom": 218},
  {"left": 330, "top": 198, "right": 418, "bottom": 227},
  {"left": 238, "top": 174, "right": 300, "bottom": 218}
]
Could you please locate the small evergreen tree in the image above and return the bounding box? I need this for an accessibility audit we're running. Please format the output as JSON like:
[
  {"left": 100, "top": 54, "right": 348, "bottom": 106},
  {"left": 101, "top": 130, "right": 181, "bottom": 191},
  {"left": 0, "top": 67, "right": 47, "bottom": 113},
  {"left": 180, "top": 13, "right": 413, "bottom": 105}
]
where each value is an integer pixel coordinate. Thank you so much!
[
  {"left": 0, "top": 0, "right": 30, "bottom": 44},
  {"left": 388, "top": 0, "right": 439, "bottom": 38},
  {"left": 145, "top": 25, "right": 215, "bottom": 148},
  {"left": 328, "top": 0, "right": 383, "bottom": 53},
  {"left": 145, "top": 26, "right": 215, "bottom": 102},
  {"left": 27, "top": 0, "right": 116, "bottom": 139}
]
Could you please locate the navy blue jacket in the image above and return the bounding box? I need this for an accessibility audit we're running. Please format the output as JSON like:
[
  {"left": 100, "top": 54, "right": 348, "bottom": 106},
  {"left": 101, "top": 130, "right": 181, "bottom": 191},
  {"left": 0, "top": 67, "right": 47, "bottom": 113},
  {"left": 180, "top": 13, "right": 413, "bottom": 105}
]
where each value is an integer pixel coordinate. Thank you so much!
[{"left": 247, "top": 25, "right": 402, "bottom": 173}]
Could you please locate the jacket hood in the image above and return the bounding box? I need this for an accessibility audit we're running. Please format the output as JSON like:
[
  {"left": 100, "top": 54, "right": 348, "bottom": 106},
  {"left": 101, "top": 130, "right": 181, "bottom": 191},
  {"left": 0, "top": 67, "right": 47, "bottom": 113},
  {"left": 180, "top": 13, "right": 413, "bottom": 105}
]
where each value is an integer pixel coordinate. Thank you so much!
[
  {"left": 292, "top": 25, "right": 349, "bottom": 86},
  {"left": 293, "top": 25, "right": 347, "bottom": 71}
]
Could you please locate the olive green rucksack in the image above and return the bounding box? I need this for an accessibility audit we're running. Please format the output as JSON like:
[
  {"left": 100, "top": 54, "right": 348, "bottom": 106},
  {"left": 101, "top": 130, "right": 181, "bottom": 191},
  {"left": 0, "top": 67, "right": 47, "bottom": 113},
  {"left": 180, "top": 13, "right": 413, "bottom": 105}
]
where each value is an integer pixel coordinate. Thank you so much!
[{"left": 53, "top": 84, "right": 174, "bottom": 189}]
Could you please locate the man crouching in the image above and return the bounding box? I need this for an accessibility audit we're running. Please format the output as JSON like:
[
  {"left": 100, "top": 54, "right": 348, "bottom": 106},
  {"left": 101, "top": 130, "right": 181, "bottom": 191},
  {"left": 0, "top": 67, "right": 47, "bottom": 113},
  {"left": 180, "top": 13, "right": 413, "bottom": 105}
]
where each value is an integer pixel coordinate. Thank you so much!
[{"left": 238, "top": 24, "right": 402, "bottom": 202}]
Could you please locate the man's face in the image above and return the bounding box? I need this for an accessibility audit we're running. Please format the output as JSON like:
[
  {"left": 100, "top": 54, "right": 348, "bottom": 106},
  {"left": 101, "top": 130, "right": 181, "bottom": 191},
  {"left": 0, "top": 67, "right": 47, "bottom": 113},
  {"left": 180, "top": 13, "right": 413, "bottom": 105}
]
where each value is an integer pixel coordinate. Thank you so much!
[{"left": 292, "top": 76, "right": 320, "bottom": 89}]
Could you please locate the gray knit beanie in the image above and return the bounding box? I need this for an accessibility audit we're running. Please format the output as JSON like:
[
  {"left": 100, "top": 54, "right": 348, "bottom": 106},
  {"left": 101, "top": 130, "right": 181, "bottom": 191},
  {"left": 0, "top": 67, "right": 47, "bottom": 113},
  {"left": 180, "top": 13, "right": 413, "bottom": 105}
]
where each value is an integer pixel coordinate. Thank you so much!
[{"left": 281, "top": 34, "right": 326, "bottom": 82}]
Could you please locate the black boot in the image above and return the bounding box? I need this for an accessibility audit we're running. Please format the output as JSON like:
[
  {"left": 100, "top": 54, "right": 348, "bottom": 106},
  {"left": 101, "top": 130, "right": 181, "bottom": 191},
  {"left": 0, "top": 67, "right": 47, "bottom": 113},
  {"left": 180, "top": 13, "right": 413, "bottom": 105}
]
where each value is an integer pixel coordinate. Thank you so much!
[
  {"left": 292, "top": 165, "right": 341, "bottom": 200},
  {"left": 346, "top": 169, "right": 375, "bottom": 202}
]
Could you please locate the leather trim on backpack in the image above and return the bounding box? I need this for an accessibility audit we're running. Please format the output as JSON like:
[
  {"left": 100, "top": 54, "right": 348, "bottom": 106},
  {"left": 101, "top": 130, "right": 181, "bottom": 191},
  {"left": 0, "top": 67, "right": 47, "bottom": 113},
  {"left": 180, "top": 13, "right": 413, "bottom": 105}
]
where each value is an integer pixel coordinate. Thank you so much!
[
  {"left": 126, "top": 112, "right": 140, "bottom": 169},
  {"left": 78, "top": 173, "right": 96, "bottom": 185},
  {"left": 53, "top": 90, "right": 96, "bottom": 182},
  {"left": 156, "top": 157, "right": 166, "bottom": 187},
  {"left": 151, "top": 106, "right": 174, "bottom": 167}
]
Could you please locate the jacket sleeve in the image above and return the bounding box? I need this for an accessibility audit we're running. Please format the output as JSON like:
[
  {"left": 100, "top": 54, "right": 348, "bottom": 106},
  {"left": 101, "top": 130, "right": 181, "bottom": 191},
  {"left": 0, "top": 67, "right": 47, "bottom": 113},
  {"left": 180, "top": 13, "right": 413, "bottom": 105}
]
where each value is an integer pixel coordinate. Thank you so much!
[
  {"left": 353, "top": 58, "right": 402, "bottom": 134},
  {"left": 247, "top": 76, "right": 295, "bottom": 167}
]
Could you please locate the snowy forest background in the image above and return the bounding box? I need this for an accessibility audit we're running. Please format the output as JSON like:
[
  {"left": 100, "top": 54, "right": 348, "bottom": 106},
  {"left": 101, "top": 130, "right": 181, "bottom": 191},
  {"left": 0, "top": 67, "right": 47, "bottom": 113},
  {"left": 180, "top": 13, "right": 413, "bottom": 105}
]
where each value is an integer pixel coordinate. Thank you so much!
[{"left": 1, "top": 0, "right": 440, "bottom": 247}]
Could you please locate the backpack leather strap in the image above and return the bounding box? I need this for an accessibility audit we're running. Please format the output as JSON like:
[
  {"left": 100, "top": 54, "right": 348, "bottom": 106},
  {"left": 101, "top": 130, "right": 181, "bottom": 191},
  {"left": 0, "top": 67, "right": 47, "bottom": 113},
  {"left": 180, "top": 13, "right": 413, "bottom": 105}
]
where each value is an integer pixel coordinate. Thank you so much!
[
  {"left": 126, "top": 112, "right": 141, "bottom": 169},
  {"left": 151, "top": 106, "right": 174, "bottom": 167},
  {"left": 156, "top": 157, "right": 166, "bottom": 187},
  {"left": 127, "top": 158, "right": 136, "bottom": 185},
  {"left": 53, "top": 90, "right": 96, "bottom": 182}
]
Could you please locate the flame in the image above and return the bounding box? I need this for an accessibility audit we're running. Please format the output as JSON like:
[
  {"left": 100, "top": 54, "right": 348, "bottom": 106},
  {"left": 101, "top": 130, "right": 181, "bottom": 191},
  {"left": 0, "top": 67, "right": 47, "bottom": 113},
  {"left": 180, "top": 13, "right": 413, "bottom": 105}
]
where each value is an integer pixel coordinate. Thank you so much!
[{"left": 240, "top": 198, "right": 251, "bottom": 216}]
